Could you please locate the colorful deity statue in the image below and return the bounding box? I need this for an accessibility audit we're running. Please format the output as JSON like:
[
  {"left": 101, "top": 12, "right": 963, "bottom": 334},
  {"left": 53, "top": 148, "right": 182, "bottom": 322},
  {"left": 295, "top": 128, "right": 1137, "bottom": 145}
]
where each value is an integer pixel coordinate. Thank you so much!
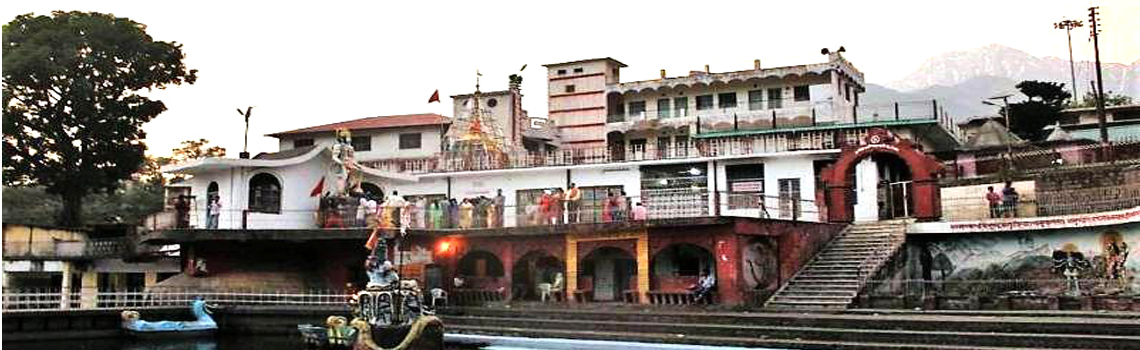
[
  {"left": 330, "top": 128, "right": 363, "bottom": 196},
  {"left": 1052, "top": 243, "right": 1091, "bottom": 296}
]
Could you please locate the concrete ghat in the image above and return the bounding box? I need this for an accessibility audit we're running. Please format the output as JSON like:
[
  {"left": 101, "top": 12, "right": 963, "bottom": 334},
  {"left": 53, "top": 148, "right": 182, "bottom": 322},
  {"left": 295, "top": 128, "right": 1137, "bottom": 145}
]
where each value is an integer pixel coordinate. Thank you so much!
[{"left": 445, "top": 333, "right": 771, "bottom": 350}]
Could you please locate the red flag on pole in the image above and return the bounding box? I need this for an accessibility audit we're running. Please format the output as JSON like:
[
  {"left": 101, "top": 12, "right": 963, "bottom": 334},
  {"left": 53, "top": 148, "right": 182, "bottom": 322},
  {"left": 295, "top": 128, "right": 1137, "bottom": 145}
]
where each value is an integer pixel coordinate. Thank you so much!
[
  {"left": 309, "top": 177, "right": 324, "bottom": 197},
  {"left": 428, "top": 89, "right": 440, "bottom": 103}
]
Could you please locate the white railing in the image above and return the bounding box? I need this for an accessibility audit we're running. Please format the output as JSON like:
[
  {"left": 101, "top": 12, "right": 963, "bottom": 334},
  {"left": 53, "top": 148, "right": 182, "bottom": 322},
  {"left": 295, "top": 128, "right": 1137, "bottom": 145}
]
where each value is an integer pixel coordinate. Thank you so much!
[{"left": 2, "top": 289, "right": 350, "bottom": 311}]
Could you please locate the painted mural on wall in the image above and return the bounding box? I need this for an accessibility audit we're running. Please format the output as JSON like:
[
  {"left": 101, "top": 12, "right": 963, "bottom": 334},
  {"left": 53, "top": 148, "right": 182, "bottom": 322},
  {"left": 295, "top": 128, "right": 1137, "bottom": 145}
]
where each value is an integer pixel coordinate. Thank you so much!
[
  {"left": 741, "top": 237, "right": 777, "bottom": 290},
  {"left": 922, "top": 223, "right": 1136, "bottom": 295}
]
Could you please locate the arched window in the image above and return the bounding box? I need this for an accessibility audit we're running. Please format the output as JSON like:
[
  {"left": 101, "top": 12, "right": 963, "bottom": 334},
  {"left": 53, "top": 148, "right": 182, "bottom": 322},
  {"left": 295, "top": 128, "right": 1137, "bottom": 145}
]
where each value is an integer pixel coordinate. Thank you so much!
[{"left": 248, "top": 173, "right": 281, "bottom": 213}]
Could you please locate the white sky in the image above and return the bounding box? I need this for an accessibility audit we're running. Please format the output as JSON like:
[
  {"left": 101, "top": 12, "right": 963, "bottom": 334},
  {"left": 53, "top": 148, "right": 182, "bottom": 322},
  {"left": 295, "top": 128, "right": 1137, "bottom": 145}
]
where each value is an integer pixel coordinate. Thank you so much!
[{"left": 3, "top": 0, "right": 1137, "bottom": 157}]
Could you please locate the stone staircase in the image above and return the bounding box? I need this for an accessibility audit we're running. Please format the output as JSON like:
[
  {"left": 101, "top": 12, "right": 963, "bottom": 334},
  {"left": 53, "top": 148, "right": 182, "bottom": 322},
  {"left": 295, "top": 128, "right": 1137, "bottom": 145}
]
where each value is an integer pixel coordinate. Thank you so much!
[{"left": 765, "top": 220, "right": 908, "bottom": 310}]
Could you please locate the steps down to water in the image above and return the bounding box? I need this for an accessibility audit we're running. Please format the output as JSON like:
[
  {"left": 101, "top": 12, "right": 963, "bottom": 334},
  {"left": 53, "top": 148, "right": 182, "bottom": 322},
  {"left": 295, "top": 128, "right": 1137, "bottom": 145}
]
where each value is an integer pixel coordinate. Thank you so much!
[
  {"left": 442, "top": 307, "right": 1140, "bottom": 350},
  {"left": 765, "top": 221, "right": 908, "bottom": 311}
]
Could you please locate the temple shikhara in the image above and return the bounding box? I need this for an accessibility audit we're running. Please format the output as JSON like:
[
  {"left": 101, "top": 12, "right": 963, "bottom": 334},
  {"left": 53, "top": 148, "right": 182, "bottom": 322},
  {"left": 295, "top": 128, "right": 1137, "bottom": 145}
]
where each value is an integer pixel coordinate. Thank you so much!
[{"left": 67, "top": 51, "right": 1133, "bottom": 312}]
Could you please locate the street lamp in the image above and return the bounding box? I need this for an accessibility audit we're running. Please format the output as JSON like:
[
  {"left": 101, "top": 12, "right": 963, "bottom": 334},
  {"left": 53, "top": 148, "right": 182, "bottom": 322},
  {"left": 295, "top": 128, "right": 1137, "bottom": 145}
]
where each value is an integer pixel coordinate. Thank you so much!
[
  {"left": 1054, "top": 19, "right": 1084, "bottom": 104},
  {"left": 983, "top": 94, "right": 1014, "bottom": 170}
]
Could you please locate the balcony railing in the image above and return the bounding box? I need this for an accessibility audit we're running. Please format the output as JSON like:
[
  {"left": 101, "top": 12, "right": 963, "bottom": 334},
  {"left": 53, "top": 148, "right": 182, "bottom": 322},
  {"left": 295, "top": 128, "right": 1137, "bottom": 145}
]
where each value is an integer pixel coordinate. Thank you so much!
[
  {"left": 157, "top": 191, "right": 820, "bottom": 231},
  {"left": 2, "top": 288, "right": 348, "bottom": 311},
  {"left": 2, "top": 238, "right": 130, "bottom": 260}
]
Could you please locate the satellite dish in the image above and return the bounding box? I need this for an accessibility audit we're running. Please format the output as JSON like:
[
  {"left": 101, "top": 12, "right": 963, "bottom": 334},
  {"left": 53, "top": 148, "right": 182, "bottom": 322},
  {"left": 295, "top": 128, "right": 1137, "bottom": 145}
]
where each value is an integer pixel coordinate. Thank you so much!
[{"left": 820, "top": 48, "right": 830, "bottom": 55}]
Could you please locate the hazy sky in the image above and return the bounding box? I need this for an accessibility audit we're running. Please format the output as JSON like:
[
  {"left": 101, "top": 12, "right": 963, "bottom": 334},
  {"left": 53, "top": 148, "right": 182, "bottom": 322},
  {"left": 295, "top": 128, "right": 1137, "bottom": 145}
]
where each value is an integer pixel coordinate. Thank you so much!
[{"left": 3, "top": 0, "right": 1137, "bottom": 157}]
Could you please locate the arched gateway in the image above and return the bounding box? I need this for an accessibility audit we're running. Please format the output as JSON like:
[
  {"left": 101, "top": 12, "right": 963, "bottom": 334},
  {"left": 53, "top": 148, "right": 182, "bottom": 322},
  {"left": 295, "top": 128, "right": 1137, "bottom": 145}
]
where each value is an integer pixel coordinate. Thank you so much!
[{"left": 821, "top": 128, "right": 944, "bottom": 222}]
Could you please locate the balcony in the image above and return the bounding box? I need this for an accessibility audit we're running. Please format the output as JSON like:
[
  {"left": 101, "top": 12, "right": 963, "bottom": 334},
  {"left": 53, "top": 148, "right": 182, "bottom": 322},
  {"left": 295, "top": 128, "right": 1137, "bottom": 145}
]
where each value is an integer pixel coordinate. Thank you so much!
[{"left": 2, "top": 238, "right": 131, "bottom": 260}]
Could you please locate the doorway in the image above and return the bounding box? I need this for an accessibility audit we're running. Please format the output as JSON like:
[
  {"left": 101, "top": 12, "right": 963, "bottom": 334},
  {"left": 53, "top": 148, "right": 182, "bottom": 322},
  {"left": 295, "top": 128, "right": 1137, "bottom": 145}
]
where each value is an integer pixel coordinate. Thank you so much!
[
  {"left": 853, "top": 154, "right": 913, "bottom": 221},
  {"left": 582, "top": 247, "right": 635, "bottom": 301}
]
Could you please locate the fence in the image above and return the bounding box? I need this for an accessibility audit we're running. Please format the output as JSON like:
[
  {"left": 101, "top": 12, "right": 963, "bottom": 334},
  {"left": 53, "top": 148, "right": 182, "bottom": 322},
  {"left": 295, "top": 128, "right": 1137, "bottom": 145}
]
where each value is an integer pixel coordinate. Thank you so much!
[
  {"left": 150, "top": 191, "right": 822, "bottom": 231},
  {"left": 862, "top": 279, "right": 1135, "bottom": 298},
  {"left": 943, "top": 139, "right": 1140, "bottom": 181},
  {"left": 2, "top": 288, "right": 350, "bottom": 311},
  {"left": 1, "top": 238, "right": 130, "bottom": 260}
]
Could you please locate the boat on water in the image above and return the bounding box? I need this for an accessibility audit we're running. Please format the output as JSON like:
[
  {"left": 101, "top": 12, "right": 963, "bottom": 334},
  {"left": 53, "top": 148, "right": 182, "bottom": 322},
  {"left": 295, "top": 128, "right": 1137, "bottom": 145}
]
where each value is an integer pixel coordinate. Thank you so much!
[{"left": 121, "top": 299, "right": 217, "bottom": 337}]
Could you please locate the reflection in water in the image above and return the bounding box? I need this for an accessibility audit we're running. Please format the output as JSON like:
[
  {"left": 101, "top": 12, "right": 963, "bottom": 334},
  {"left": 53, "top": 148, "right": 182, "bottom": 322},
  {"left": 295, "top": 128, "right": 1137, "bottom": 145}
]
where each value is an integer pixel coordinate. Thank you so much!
[{"left": 3, "top": 335, "right": 773, "bottom": 350}]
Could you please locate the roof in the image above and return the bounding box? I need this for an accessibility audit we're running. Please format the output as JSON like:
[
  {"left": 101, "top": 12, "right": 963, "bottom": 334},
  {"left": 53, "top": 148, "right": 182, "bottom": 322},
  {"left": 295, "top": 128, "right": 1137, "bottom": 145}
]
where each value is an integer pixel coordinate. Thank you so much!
[
  {"left": 961, "top": 119, "right": 1023, "bottom": 150},
  {"left": 267, "top": 114, "right": 450, "bottom": 138},
  {"left": 1069, "top": 123, "right": 1140, "bottom": 142},
  {"left": 543, "top": 57, "right": 627, "bottom": 68},
  {"left": 451, "top": 90, "right": 510, "bottom": 99},
  {"left": 253, "top": 145, "right": 317, "bottom": 160},
  {"left": 1061, "top": 104, "right": 1140, "bottom": 115}
]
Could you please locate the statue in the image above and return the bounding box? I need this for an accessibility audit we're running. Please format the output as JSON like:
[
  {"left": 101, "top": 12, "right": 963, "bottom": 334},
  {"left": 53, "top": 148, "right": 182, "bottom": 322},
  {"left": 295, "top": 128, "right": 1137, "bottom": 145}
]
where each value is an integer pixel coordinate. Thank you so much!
[
  {"left": 330, "top": 129, "right": 363, "bottom": 196},
  {"left": 1052, "top": 245, "right": 1091, "bottom": 296}
]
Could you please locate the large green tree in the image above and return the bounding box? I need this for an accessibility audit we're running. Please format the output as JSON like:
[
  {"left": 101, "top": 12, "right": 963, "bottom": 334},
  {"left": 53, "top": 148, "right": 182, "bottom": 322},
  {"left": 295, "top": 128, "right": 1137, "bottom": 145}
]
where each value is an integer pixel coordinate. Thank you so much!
[
  {"left": 3, "top": 11, "right": 197, "bottom": 227},
  {"left": 1007, "top": 81, "right": 1071, "bottom": 141}
]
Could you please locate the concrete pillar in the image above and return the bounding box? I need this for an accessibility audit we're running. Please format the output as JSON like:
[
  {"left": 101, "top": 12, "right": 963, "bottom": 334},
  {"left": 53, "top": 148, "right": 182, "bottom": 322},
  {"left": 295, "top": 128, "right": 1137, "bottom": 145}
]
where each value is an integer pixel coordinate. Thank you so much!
[
  {"left": 713, "top": 232, "right": 742, "bottom": 305},
  {"left": 144, "top": 271, "right": 159, "bottom": 289},
  {"left": 635, "top": 231, "right": 649, "bottom": 304},
  {"left": 80, "top": 270, "right": 98, "bottom": 309},
  {"left": 60, "top": 262, "right": 73, "bottom": 309},
  {"left": 565, "top": 237, "right": 578, "bottom": 303}
]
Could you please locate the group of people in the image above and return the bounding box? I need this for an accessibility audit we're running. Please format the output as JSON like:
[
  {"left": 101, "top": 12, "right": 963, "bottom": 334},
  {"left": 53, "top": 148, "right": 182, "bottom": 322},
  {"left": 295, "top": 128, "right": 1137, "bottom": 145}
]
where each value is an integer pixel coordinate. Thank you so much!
[
  {"left": 522, "top": 184, "right": 648, "bottom": 226},
  {"left": 984, "top": 182, "right": 1021, "bottom": 218},
  {"left": 323, "top": 184, "right": 653, "bottom": 229}
]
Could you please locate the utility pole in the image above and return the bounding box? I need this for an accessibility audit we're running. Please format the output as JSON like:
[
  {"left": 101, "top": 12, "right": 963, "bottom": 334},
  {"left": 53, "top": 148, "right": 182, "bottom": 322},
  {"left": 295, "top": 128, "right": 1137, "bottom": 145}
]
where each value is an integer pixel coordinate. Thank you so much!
[
  {"left": 1088, "top": 6, "right": 1108, "bottom": 144},
  {"left": 1054, "top": 19, "right": 1083, "bottom": 104}
]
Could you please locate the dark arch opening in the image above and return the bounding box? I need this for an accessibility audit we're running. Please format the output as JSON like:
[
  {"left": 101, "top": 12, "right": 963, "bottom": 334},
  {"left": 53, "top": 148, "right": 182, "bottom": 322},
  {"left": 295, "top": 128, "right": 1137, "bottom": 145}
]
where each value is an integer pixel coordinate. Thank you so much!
[
  {"left": 457, "top": 250, "right": 504, "bottom": 278},
  {"left": 511, "top": 250, "right": 564, "bottom": 301},
  {"left": 248, "top": 173, "right": 281, "bottom": 213}
]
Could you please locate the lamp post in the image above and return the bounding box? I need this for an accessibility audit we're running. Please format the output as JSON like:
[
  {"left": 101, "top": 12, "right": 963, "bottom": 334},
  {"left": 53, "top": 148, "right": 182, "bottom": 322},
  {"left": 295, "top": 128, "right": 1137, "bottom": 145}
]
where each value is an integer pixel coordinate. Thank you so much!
[
  {"left": 1054, "top": 19, "right": 1084, "bottom": 104},
  {"left": 983, "top": 94, "right": 1014, "bottom": 170}
]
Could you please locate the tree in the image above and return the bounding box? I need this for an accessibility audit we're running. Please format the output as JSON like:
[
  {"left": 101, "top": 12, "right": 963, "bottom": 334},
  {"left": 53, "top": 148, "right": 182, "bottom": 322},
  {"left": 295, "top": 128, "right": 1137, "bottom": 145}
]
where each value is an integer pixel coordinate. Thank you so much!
[
  {"left": 1007, "top": 81, "right": 1071, "bottom": 141},
  {"left": 137, "top": 139, "right": 226, "bottom": 185},
  {"left": 1072, "top": 90, "right": 1134, "bottom": 108},
  {"left": 3, "top": 11, "right": 197, "bottom": 227}
]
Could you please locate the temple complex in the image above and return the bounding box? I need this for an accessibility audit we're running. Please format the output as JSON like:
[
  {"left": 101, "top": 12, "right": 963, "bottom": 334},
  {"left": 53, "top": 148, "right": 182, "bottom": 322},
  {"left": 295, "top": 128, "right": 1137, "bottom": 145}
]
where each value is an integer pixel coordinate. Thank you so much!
[{"left": 140, "top": 52, "right": 1138, "bottom": 311}]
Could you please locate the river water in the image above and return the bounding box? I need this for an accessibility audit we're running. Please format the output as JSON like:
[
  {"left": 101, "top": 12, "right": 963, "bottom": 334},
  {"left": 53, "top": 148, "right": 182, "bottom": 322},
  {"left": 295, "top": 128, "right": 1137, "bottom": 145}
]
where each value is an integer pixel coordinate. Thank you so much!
[{"left": 4, "top": 334, "right": 776, "bottom": 350}]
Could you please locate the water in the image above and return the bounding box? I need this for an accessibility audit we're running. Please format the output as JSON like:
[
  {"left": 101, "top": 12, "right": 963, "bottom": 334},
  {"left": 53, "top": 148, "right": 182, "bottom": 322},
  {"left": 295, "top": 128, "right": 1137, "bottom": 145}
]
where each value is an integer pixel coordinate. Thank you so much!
[{"left": 3, "top": 334, "right": 781, "bottom": 350}]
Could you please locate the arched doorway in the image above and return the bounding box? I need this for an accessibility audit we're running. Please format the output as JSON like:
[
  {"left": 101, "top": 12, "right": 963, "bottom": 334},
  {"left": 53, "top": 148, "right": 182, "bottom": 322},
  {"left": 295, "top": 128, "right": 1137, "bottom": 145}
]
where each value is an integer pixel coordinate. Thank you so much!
[
  {"left": 821, "top": 128, "right": 943, "bottom": 222},
  {"left": 456, "top": 250, "right": 504, "bottom": 289},
  {"left": 360, "top": 182, "right": 384, "bottom": 202},
  {"left": 580, "top": 247, "right": 635, "bottom": 301},
  {"left": 511, "top": 250, "right": 564, "bottom": 301},
  {"left": 651, "top": 243, "right": 714, "bottom": 292},
  {"left": 852, "top": 153, "right": 914, "bottom": 221}
]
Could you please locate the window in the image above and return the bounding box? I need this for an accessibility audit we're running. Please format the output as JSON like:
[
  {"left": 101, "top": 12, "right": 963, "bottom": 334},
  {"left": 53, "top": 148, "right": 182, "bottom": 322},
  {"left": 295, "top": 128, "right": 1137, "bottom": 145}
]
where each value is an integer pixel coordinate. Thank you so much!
[
  {"left": 399, "top": 133, "right": 422, "bottom": 149},
  {"left": 557, "top": 69, "right": 567, "bottom": 75},
  {"left": 845, "top": 85, "right": 852, "bottom": 101},
  {"left": 778, "top": 178, "right": 801, "bottom": 219},
  {"left": 674, "top": 136, "right": 689, "bottom": 157},
  {"left": 487, "top": 98, "right": 498, "bottom": 107},
  {"left": 767, "top": 88, "right": 782, "bottom": 109},
  {"left": 573, "top": 67, "right": 584, "bottom": 73},
  {"left": 351, "top": 135, "right": 371, "bottom": 151},
  {"left": 674, "top": 97, "right": 688, "bottom": 117},
  {"left": 565, "top": 85, "right": 576, "bottom": 93},
  {"left": 628, "top": 101, "right": 646, "bottom": 117},
  {"left": 248, "top": 173, "right": 281, "bottom": 214},
  {"left": 794, "top": 85, "right": 810, "bottom": 102},
  {"left": 718, "top": 92, "right": 737, "bottom": 109},
  {"left": 293, "top": 138, "right": 314, "bottom": 148},
  {"left": 748, "top": 90, "right": 764, "bottom": 110},
  {"left": 696, "top": 95, "right": 714, "bottom": 110},
  {"left": 657, "top": 98, "right": 671, "bottom": 118}
]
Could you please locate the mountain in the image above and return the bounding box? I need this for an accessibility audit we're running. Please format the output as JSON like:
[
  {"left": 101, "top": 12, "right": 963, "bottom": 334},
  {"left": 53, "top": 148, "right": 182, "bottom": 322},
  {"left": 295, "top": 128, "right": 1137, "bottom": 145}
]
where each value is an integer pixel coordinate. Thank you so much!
[
  {"left": 865, "top": 76, "right": 1018, "bottom": 120},
  {"left": 886, "top": 44, "right": 1139, "bottom": 98},
  {"left": 867, "top": 44, "right": 1139, "bottom": 121}
]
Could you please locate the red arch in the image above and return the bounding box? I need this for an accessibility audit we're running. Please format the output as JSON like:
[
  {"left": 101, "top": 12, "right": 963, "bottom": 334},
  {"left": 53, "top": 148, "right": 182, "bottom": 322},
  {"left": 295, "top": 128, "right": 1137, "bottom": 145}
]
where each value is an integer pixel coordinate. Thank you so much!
[{"left": 821, "top": 128, "right": 944, "bottom": 222}]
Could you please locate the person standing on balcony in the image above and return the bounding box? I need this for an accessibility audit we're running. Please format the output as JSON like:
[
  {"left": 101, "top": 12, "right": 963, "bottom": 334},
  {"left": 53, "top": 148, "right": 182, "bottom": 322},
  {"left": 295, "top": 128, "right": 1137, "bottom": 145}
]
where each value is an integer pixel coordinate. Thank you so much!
[
  {"left": 985, "top": 186, "right": 1003, "bottom": 219},
  {"left": 459, "top": 199, "right": 474, "bottom": 229},
  {"left": 614, "top": 191, "right": 628, "bottom": 221},
  {"left": 493, "top": 189, "right": 506, "bottom": 228},
  {"left": 175, "top": 195, "right": 191, "bottom": 229},
  {"left": 565, "top": 183, "right": 582, "bottom": 223},
  {"left": 1001, "top": 182, "right": 1019, "bottom": 218},
  {"left": 603, "top": 191, "right": 615, "bottom": 222},
  {"left": 415, "top": 197, "right": 427, "bottom": 229},
  {"left": 447, "top": 198, "right": 459, "bottom": 229},
  {"left": 632, "top": 202, "right": 647, "bottom": 221},
  {"left": 552, "top": 188, "right": 565, "bottom": 225},
  {"left": 539, "top": 190, "right": 553, "bottom": 225},
  {"left": 207, "top": 195, "right": 221, "bottom": 229},
  {"left": 621, "top": 190, "right": 632, "bottom": 221}
]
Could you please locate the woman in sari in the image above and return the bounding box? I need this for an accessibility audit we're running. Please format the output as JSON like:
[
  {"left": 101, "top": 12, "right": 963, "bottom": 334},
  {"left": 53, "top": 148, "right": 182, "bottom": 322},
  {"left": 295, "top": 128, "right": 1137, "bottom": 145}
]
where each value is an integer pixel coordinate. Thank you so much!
[{"left": 458, "top": 199, "right": 474, "bottom": 229}]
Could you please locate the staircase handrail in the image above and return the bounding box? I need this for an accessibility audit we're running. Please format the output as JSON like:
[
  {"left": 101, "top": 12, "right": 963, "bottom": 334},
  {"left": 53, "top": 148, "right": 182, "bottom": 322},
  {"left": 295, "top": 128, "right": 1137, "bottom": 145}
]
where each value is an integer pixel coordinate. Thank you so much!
[{"left": 855, "top": 225, "right": 906, "bottom": 291}]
